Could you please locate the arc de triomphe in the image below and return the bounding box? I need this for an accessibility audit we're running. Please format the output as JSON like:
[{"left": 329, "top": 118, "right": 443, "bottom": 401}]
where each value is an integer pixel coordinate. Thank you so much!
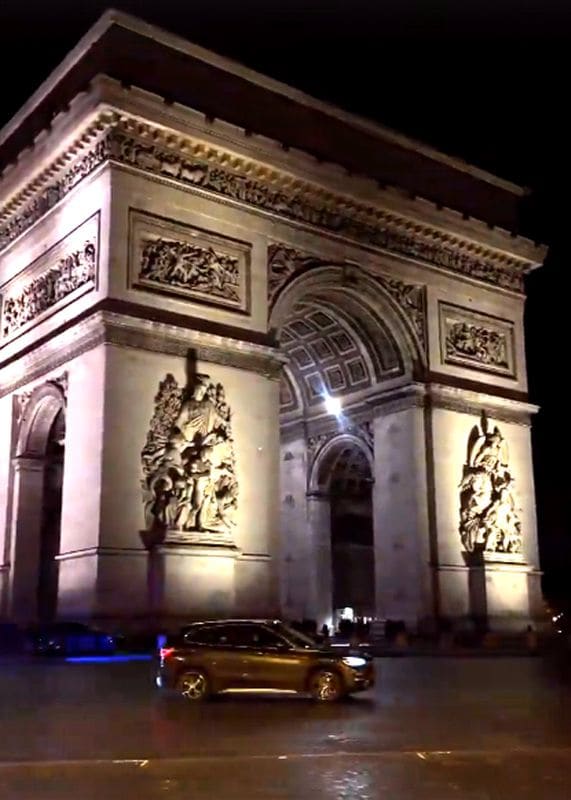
[{"left": 0, "top": 11, "right": 546, "bottom": 633}]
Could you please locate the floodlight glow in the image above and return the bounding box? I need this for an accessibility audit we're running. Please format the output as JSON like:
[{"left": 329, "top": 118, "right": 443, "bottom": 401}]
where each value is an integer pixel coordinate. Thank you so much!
[{"left": 324, "top": 393, "right": 342, "bottom": 417}]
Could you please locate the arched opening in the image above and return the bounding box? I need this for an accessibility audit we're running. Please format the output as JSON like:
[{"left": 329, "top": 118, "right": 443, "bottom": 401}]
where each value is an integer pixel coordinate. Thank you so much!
[
  {"left": 10, "top": 383, "right": 66, "bottom": 623},
  {"left": 319, "top": 440, "right": 375, "bottom": 626},
  {"left": 274, "top": 267, "right": 420, "bottom": 629}
]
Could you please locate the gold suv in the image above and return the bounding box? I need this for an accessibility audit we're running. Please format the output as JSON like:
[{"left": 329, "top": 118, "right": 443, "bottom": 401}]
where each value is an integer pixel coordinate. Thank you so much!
[{"left": 156, "top": 619, "right": 374, "bottom": 702}]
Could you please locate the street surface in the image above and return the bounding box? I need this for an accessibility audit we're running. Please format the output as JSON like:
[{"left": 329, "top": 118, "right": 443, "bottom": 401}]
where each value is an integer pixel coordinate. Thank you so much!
[{"left": 1, "top": 654, "right": 571, "bottom": 798}]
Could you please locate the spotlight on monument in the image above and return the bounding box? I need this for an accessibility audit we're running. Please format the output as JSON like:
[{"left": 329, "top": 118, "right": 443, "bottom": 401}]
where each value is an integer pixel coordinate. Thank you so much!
[{"left": 324, "top": 393, "right": 342, "bottom": 417}]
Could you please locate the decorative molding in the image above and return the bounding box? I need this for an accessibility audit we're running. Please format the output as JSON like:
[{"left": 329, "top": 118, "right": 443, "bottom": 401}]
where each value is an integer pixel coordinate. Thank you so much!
[
  {"left": 428, "top": 384, "right": 536, "bottom": 427},
  {"left": 439, "top": 302, "right": 516, "bottom": 379},
  {"left": 129, "top": 209, "right": 250, "bottom": 314},
  {"left": 0, "top": 310, "right": 283, "bottom": 399},
  {"left": 0, "top": 213, "right": 99, "bottom": 341},
  {"left": 104, "top": 320, "right": 283, "bottom": 380},
  {"left": 0, "top": 113, "right": 538, "bottom": 293},
  {"left": 459, "top": 413, "right": 523, "bottom": 556},
  {"left": 141, "top": 370, "right": 238, "bottom": 547}
]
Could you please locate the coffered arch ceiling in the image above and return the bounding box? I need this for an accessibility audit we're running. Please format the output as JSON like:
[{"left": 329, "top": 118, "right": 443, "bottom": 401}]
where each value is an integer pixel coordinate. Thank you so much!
[{"left": 278, "top": 295, "right": 404, "bottom": 415}]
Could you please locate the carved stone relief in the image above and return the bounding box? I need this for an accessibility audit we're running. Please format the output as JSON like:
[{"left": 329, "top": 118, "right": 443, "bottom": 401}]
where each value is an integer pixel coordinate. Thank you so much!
[
  {"left": 0, "top": 215, "right": 99, "bottom": 340},
  {"left": 129, "top": 210, "right": 250, "bottom": 313},
  {"left": 0, "top": 114, "right": 536, "bottom": 294},
  {"left": 141, "top": 371, "right": 238, "bottom": 546},
  {"left": 267, "top": 245, "right": 331, "bottom": 306},
  {"left": 376, "top": 275, "right": 426, "bottom": 349},
  {"left": 459, "top": 414, "right": 522, "bottom": 556},
  {"left": 439, "top": 302, "right": 516, "bottom": 378}
]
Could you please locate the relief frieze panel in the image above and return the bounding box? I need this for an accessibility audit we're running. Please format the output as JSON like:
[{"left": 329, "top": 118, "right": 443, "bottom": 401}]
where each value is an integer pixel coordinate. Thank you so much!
[
  {"left": 129, "top": 210, "right": 250, "bottom": 313},
  {"left": 0, "top": 214, "right": 99, "bottom": 341},
  {"left": 439, "top": 302, "right": 516, "bottom": 379}
]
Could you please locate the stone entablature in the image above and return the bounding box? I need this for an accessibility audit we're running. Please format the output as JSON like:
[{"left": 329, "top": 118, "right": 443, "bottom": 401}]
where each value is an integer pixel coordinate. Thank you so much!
[
  {"left": 0, "top": 103, "right": 544, "bottom": 295},
  {"left": 0, "top": 309, "right": 285, "bottom": 399}
]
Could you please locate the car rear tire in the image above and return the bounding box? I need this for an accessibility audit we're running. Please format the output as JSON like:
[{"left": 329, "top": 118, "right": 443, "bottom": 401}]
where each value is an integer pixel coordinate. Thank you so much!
[
  {"left": 177, "top": 670, "right": 210, "bottom": 701},
  {"left": 308, "top": 669, "right": 344, "bottom": 702}
]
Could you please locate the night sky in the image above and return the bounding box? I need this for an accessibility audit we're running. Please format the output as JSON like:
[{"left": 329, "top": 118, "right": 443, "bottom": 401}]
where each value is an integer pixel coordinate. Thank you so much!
[{"left": 1, "top": 1, "right": 569, "bottom": 606}]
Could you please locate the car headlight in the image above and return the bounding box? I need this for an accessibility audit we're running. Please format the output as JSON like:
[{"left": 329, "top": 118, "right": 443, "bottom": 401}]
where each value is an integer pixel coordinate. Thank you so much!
[{"left": 342, "top": 656, "right": 367, "bottom": 668}]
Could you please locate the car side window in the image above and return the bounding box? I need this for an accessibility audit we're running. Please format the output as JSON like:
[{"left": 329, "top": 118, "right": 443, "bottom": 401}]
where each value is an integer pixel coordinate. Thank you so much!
[
  {"left": 229, "top": 625, "right": 288, "bottom": 649},
  {"left": 184, "top": 626, "right": 232, "bottom": 647}
]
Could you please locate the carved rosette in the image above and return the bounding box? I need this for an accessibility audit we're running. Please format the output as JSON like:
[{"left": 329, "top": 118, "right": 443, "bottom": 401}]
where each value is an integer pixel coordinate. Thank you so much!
[
  {"left": 459, "top": 415, "right": 522, "bottom": 557},
  {"left": 141, "top": 372, "right": 238, "bottom": 547}
]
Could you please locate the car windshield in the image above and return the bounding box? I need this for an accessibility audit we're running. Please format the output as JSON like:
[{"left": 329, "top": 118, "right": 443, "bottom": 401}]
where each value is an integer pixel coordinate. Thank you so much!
[{"left": 270, "top": 622, "right": 318, "bottom": 649}]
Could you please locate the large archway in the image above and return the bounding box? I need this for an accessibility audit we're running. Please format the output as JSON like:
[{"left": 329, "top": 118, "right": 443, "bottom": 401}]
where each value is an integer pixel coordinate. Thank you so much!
[
  {"left": 9, "top": 382, "right": 66, "bottom": 623},
  {"left": 273, "top": 266, "right": 422, "bottom": 629}
]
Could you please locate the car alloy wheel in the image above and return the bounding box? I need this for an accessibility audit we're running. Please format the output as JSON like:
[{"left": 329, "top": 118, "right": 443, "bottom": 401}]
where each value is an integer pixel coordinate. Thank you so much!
[
  {"left": 178, "top": 671, "right": 209, "bottom": 701},
  {"left": 309, "top": 669, "right": 343, "bottom": 702}
]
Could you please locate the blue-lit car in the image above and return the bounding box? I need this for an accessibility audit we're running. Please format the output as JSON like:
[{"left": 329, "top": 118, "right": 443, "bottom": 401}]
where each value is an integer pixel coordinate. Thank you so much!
[{"left": 28, "top": 622, "right": 116, "bottom": 656}]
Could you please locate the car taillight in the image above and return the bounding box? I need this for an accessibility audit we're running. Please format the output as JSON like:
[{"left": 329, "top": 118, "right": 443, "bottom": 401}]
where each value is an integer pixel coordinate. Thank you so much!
[{"left": 160, "top": 647, "right": 175, "bottom": 661}]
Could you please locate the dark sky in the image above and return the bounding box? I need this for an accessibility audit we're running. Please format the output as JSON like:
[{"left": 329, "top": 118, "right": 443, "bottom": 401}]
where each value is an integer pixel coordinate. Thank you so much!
[{"left": 1, "top": 0, "right": 569, "bottom": 604}]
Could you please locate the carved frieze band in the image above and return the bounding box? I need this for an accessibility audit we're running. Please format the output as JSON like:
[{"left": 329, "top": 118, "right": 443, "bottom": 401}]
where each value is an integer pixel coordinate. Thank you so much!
[
  {"left": 268, "top": 243, "right": 426, "bottom": 349},
  {"left": 0, "top": 214, "right": 99, "bottom": 341},
  {"left": 0, "top": 113, "right": 533, "bottom": 293},
  {"left": 129, "top": 209, "right": 250, "bottom": 314},
  {"left": 439, "top": 302, "right": 516, "bottom": 379}
]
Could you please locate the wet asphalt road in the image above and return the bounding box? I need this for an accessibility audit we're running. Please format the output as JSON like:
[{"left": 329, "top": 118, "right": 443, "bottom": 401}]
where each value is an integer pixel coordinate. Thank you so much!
[{"left": 1, "top": 654, "right": 571, "bottom": 798}]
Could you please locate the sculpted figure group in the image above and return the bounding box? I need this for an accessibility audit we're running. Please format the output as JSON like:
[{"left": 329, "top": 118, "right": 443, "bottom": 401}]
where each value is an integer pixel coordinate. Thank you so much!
[
  {"left": 459, "top": 416, "right": 522, "bottom": 556},
  {"left": 141, "top": 372, "right": 238, "bottom": 542}
]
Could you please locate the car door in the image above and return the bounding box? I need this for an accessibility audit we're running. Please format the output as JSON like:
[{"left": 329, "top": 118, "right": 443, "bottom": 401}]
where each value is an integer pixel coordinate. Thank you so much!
[
  {"left": 231, "top": 624, "right": 307, "bottom": 691},
  {"left": 185, "top": 624, "right": 249, "bottom": 691}
]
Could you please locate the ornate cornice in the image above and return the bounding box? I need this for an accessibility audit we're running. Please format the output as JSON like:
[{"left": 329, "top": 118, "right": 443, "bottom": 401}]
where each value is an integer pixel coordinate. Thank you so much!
[{"left": 1, "top": 111, "right": 538, "bottom": 292}]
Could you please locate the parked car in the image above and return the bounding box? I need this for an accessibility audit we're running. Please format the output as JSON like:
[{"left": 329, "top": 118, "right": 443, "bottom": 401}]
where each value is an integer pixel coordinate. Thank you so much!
[
  {"left": 156, "top": 619, "right": 374, "bottom": 702},
  {"left": 28, "top": 622, "right": 116, "bottom": 656}
]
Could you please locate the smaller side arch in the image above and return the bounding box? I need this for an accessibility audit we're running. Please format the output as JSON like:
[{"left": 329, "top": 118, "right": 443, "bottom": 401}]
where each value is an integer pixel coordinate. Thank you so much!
[
  {"left": 308, "top": 433, "right": 374, "bottom": 495},
  {"left": 16, "top": 382, "right": 66, "bottom": 459}
]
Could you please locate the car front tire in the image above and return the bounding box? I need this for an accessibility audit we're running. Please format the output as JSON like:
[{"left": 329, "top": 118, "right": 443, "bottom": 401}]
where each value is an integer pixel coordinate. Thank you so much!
[{"left": 308, "top": 669, "right": 344, "bottom": 702}]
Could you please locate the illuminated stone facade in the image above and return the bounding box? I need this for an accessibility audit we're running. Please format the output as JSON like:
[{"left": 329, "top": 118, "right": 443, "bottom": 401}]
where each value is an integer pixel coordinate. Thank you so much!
[{"left": 0, "top": 12, "right": 546, "bottom": 632}]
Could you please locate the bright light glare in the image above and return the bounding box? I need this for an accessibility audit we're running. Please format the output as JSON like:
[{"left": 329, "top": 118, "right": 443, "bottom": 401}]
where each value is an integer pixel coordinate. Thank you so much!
[
  {"left": 342, "top": 656, "right": 367, "bottom": 668},
  {"left": 324, "top": 393, "right": 342, "bottom": 416}
]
